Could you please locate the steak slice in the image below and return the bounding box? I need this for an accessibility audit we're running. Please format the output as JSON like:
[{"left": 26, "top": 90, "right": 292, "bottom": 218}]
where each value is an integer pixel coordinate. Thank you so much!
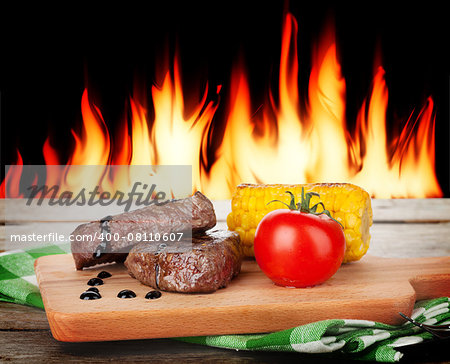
[
  {"left": 71, "top": 191, "right": 216, "bottom": 270},
  {"left": 124, "top": 230, "right": 242, "bottom": 293}
]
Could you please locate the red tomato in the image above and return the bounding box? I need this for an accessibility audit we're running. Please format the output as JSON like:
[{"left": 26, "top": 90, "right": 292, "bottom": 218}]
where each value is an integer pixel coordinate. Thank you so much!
[{"left": 254, "top": 208, "right": 345, "bottom": 287}]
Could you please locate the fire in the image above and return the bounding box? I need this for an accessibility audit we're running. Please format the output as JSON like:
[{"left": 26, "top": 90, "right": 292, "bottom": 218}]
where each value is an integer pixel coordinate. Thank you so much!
[
  {"left": 1, "top": 12, "right": 442, "bottom": 199},
  {"left": 151, "top": 57, "right": 219, "bottom": 191},
  {"left": 306, "top": 33, "right": 349, "bottom": 182},
  {"left": 350, "top": 68, "right": 441, "bottom": 198},
  {"left": 206, "top": 14, "right": 345, "bottom": 196},
  {"left": 1, "top": 150, "right": 23, "bottom": 198}
]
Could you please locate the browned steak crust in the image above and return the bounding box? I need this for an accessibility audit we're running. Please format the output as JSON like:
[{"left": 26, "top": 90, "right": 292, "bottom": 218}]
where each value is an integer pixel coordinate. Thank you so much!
[
  {"left": 71, "top": 191, "right": 216, "bottom": 270},
  {"left": 124, "top": 230, "right": 242, "bottom": 293}
]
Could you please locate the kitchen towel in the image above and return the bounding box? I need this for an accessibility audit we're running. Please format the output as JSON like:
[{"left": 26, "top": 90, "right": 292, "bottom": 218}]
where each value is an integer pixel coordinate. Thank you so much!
[
  {"left": 0, "top": 244, "right": 71, "bottom": 308},
  {"left": 0, "top": 244, "right": 449, "bottom": 362}
]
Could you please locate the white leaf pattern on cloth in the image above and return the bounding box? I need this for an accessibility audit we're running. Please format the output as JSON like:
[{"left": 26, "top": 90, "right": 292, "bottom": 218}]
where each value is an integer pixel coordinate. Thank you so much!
[{"left": 291, "top": 337, "right": 346, "bottom": 353}]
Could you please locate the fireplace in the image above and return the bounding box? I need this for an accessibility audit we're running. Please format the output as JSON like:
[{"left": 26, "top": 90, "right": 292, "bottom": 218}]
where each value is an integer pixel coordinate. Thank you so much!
[{"left": 1, "top": 3, "right": 449, "bottom": 198}]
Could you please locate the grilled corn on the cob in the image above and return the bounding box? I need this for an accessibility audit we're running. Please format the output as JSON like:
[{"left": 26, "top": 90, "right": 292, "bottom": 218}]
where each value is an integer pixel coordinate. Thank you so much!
[{"left": 227, "top": 183, "right": 373, "bottom": 262}]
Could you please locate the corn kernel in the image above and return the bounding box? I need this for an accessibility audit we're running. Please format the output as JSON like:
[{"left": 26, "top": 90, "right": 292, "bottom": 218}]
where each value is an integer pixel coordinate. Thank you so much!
[
  {"left": 241, "top": 213, "right": 250, "bottom": 230},
  {"left": 256, "top": 197, "right": 265, "bottom": 211},
  {"left": 232, "top": 201, "right": 241, "bottom": 214},
  {"left": 334, "top": 193, "right": 347, "bottom": 212},
  {"left": 233, "top": 211, "right": 241, "bottom": 227},
  {"left": 322, "top": 195, "right": 335, "bottom": 212},
  {"left": 333, "top": 211, "right": 346, "bottom": 227},
  {"left": 227, "top": 213, "right": 235, "bottom": 229},
  {"left": 235, "top": 227, "right": 245, "bottom": 243},
  {"left": 344, "top": 213, "right": 358, "bottom": 229},
  {"left": 249, "top": 213, "right": 257, "bottom": 229},
  {"left": 248, "top": 196, "right": 256, "bottom": 211},
  {"left": 309, "top": 194, "right": 321, "bottom": 209},
  {"left": 241, "top": 195, "right": 249, "bottom": 211},
  {"left": 256, "top": 211, "right": 266, "bottom": 226}
]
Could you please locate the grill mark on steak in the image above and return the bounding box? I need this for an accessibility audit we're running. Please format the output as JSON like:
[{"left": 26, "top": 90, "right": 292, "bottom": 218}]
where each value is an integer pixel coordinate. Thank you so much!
[
  {"left": 154, "top": 263, "right": 160, "bottom": 289},
  {"left": 71, "top": 191, "right": 216, "bottom": 270},
  {"left": 124, "top": 229, "right": 242, "bottom": 293}
]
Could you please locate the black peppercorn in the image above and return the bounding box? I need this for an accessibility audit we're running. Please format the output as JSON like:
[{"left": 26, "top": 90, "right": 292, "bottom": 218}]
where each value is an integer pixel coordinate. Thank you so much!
[
  {"left": 145, "top": 291, "right": 162, "bottom": 300},
  {"left": 80, "top": 291, "right": 101, "bottom": 300},
  {"left": 97, "top": 271, "right": 112, "bottom": 279},
  {"left": 87, "top": 277, "right": 104, "bottom": 286},
  {"left": 117, "top": 289, "right": 136, "bottom": 299}
]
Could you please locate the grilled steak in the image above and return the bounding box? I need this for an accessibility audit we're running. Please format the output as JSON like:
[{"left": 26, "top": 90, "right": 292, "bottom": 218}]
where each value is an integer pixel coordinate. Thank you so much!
[
  {"left": 124, "top": 229, "right": 242, "bottom": 293},
  {"left": 71, "top": 191, "right": 216, "bottom": 270}
]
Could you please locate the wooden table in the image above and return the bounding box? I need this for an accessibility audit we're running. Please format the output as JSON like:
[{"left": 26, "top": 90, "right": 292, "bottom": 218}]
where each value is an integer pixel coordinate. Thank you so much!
[{"left": 1, "top": 199, "right": 450, "bottom": 363}]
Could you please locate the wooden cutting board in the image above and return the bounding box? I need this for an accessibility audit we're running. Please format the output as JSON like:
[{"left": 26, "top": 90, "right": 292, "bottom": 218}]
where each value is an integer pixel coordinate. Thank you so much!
[{"left": 34, "top": 254, "right": 450, "bottom": 342}]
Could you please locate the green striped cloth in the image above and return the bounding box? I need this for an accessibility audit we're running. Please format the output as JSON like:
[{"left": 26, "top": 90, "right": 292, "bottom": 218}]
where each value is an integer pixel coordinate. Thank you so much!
[
  {"left": 1, "top": 244, "right": 449, "bottom": 362},
  {"left": 0, "top": 243, "right": 71, "bottom": 308}
]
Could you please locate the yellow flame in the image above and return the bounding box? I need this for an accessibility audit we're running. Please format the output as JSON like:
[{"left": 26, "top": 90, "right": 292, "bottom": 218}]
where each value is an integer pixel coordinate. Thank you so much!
[
  {"left": 307, "top": 40, "right": 349, "bottom": 182},
  {"left": 151, "top": 57, "right": 219, "bottom": 192},
  {"left": 350, "top": 68, "right": 442, "bottom": 197},
  {"left": 4, "top": 12, "right": 443, "bottom": 199}
]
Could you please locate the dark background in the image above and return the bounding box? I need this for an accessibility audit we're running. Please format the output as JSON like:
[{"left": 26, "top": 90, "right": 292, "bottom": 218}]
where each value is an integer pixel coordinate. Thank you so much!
[{"left": 1, "top": 1, "right": 449, "bottom": 195}]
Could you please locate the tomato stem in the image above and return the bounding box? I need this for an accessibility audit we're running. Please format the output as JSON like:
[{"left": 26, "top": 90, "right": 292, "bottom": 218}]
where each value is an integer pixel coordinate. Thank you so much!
[{"left": 267, "top": 188, "right": 344, "bottom": 229}]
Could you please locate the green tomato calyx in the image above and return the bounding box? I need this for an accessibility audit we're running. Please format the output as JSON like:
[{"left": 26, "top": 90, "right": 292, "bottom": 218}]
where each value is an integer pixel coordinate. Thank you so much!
[{"left": 267, "top": 188, "right": 343, "bottom": 229}]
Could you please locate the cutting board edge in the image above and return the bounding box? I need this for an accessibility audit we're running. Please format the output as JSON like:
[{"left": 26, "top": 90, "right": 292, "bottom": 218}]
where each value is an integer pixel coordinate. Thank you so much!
[{"left": 41, "top": 291, "right": 417, "bottom": 342}]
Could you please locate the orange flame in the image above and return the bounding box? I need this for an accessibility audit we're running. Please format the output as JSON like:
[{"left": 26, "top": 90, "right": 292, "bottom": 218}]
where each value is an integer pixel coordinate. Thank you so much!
[
  {"left": 350, "top": 67, "right": 441, "bottom": 197},
  {"left": 1, "top": 150, "right": 23, "bottom": 198},
  {"left": 206, "top": 13, "right": 307, "bottom": 197},
  {"left": 2, "top": 12, "right": 443, "bottom": 199},
  {"left": 151, "top": 57, "right": 219, "bottom": 191},
  {"left": 307, "top": 31, "right": 349, "bottom": 182}
]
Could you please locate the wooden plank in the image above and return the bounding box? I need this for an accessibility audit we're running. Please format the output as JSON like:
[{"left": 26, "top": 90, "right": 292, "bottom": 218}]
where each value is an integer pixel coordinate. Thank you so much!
[
  {"left": 0, "top": 224, "right": 5, "bottom": 252},
  {"left": 2, "top": 198, "right": 450, "bottom": 223},
  {"left": 0, "top": 200, "right": 230, "bottom": 223},
  {"left": 369, "top": 222, "right": 450, "bottom": 258},
  {"left": 0, "top": 329, "right": 359, "bottom": 364},
  {"left": 212, "top": 200, "right": 230, "bottom": 221},
  {"left": 1, "top": 198, "right": 152, "bottom": 223},
  {"left": 35, "top": 254, "right": 450, "bottom": 342},
  {"left": 371, "top": 199, "right": 450, "bottom": 222},
  {"left": 0, "top": 302, "right": 49, "bottom": 330},
  {"left": 0, "top": 330, "right": 226, "bottom": 363}
]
